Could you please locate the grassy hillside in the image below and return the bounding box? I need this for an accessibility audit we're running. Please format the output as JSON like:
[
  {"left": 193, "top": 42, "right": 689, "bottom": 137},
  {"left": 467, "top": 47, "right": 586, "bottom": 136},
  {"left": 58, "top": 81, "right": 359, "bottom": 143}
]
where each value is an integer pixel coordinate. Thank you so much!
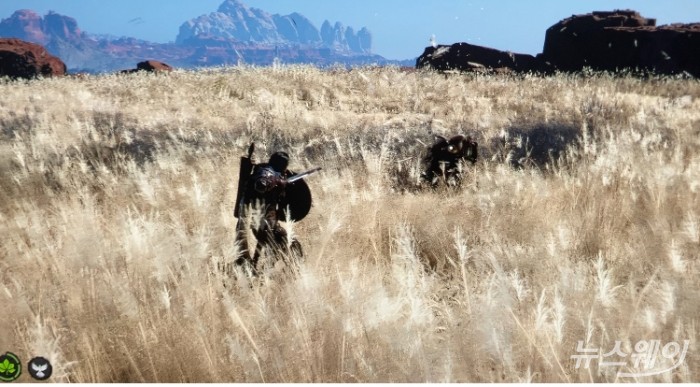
[{"left": 0, "top": 66, "right": 698, "bottom": 382}]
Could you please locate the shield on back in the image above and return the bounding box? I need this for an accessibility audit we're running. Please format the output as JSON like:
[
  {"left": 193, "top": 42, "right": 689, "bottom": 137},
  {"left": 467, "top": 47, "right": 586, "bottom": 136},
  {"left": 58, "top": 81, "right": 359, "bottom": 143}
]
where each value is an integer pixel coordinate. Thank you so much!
[
  {"left": 234, "top": 154, "right": 254, "bottom": 218},
  {"left": 278, "top": 171, "right": 313, "bottom": 222}
]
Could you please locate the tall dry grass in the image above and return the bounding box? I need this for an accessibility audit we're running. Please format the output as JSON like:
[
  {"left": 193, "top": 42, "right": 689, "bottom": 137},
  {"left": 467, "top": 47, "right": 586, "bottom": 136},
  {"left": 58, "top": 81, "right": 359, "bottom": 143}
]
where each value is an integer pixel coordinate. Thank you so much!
[{"left": 0, "top": 66, "right": 698, "bottom": 382}]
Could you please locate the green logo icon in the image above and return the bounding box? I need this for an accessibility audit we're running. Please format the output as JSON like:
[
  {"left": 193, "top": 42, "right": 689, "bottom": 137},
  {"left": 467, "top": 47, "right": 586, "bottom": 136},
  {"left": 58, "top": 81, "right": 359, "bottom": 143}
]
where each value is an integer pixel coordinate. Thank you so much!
[{"left": 0, "top": 352, "right": 21, "bottom": 382}]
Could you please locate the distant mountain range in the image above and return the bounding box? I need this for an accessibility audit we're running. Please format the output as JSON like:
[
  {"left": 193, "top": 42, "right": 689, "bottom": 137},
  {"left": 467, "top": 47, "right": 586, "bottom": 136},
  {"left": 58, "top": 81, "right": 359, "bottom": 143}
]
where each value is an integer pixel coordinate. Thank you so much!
[
  {"left": 177, "top": 0, "right": 372, "bottom": 53},
  {"left": 0, "top": 0, "right": 411, "bottom": 72}
]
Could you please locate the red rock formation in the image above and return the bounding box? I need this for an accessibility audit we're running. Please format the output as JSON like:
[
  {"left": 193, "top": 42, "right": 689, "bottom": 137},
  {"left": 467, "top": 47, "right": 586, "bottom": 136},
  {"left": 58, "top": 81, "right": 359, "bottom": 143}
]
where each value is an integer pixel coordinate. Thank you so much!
[
  {"left": 0, "top": 10, "right": 82, "bottom": 45},
  {"left": 416, "top": 10, "right": 700, "bottom": 77},
  {"left": 0, "top": 38, "right": 66, "bottom": 78},
  {"left": 416, "top": 42, "right": 551, "bottom": 74},
  {"left": 120, "top": 60, "right": 174, "bottom": 74},
  {"left": 542, "top": 10, "right": 700, "bottom": 76},
  {"left": 137, "top": 60, "right": 173, "bottom": 72}
]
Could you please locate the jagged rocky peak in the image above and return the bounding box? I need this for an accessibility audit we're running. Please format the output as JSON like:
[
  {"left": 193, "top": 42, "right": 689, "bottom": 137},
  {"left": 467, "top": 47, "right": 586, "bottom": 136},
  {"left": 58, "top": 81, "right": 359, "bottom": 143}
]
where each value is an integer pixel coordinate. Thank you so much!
[
  {"left": 0, "top": 10, "right": 46, "bottom": 43},
  {"left": 0, "top": 9, "right": 82, "bottom": 45},
  {"left": 176, "top": 0, "right": 279, "bottom": 44},
  {"left": 357, "top": 27, "right": 372, "bottom": 53},
  {"left": 218, "top": 0, "right": 254, "bottom": 15},
  {"left": 176, "top": 0, "right": 371, "bottom": 53},
  {"left": 320, "top": 20, "right": 334, "bottom": 46},
  {"left": 218, "top": 0, "right": 278, "bottom": 41},
  {"left": 321, "top": 20, "right": 372, "bottom": 53},
  {"left": 43, "top": 11, "right": 82, "bottom": 42},
  {"left": 273, "top": 12, "right": 320, "bottom": 45}
]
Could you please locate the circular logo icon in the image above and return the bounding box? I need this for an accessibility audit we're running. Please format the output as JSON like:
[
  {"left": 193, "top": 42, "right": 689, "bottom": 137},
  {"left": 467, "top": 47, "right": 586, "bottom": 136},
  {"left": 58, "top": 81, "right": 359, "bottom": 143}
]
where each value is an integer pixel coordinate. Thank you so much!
[
  {"left": 27, "top": 357, "right": 52, "bottom": 381},
  {"left": 0, "top": 352, "right": 22, "bottom": 382}
]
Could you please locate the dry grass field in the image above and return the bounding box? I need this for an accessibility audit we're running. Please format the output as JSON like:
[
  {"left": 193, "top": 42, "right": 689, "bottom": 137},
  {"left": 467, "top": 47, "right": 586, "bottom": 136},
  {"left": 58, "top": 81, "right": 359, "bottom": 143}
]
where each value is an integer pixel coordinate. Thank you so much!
[{"left": 0, "top": 65, "right": 698, "bottom": 382}]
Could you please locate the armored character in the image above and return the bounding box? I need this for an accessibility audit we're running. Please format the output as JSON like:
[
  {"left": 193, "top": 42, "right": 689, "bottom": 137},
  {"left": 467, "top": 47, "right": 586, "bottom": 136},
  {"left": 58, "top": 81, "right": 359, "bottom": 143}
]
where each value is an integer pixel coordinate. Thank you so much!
[
  {"left": 234, "top": 145, "right": 318, "bottom": 273},
  {"left": 421, "top": 134, "right": 478, "bottom": 187}
]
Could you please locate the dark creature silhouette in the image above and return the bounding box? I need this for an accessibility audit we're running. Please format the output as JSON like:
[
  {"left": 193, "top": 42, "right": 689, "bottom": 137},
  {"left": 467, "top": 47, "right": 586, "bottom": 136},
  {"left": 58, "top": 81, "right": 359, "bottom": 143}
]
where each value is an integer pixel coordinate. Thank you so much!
[{"left": 421, "top": 134, "right": 478, "bottom": 187}]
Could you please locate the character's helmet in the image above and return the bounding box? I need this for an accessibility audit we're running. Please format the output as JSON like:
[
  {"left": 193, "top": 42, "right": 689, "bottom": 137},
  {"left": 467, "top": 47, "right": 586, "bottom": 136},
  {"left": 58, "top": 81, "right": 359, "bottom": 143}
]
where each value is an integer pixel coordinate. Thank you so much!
[
  {"left": 447, "top": 135, "right": 466, "bottom": 154},
  {"left": 269, "top": 151, "right": 289, "bottom": 172}
]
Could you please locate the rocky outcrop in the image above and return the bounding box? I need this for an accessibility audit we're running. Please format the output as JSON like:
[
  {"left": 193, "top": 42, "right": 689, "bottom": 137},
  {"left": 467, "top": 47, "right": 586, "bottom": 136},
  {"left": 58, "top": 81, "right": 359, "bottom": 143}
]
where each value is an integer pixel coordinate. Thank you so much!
[
  {"left": 542, "top": 10, "right": 700, "bottom": 76},
  {"left": 0, "top": 38, "right": 66, "bottom": 78},
  {"left": 120, "top": 60, "right": 174, "bottom": 74},
  {"left": 136, "top": 60, "right": 173, "bottom": 72},
  {"left": 417, "top": 10, "right": 700, "bottom": 77},
  {"left": 417, "top": 42, "right": 550, "bottom": 73}
]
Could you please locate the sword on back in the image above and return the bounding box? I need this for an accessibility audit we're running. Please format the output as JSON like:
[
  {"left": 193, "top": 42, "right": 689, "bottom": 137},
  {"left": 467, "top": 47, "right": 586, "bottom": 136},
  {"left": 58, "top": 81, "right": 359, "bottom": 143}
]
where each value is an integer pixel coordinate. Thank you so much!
[{"left": 286, "top": 167, "right": 322, "bottom": 184}]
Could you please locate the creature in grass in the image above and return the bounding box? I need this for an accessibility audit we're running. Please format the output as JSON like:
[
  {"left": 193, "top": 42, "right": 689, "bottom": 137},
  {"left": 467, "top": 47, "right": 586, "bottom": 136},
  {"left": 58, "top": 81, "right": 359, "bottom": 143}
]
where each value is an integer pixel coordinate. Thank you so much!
[
  {"left": 234, "top": 143, "right": 320, "bottom": 274},
  {"left": 420, "top": 134, "right": 478, "bottom": 187}
]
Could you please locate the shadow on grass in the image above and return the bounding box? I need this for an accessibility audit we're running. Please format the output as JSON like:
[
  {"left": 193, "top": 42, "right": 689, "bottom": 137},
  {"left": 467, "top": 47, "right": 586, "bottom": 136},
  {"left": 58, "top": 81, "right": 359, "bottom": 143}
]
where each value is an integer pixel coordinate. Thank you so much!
[{"left": 486, "top": 122, "right": 583, "bottom": 169}]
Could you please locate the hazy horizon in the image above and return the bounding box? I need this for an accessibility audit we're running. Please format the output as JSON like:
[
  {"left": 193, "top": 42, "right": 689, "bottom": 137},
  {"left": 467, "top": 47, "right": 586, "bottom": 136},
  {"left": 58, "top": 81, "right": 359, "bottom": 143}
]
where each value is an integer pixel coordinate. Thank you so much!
[{"left": 0, "top": 1, "right": 698, "bottom": 60}]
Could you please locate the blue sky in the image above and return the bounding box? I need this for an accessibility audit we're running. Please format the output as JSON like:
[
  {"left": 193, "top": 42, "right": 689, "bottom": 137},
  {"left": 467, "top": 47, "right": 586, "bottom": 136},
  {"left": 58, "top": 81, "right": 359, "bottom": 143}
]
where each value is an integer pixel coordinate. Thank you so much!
[{"left": 0, "top": 1, "right": 698, "bottom": 60}]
